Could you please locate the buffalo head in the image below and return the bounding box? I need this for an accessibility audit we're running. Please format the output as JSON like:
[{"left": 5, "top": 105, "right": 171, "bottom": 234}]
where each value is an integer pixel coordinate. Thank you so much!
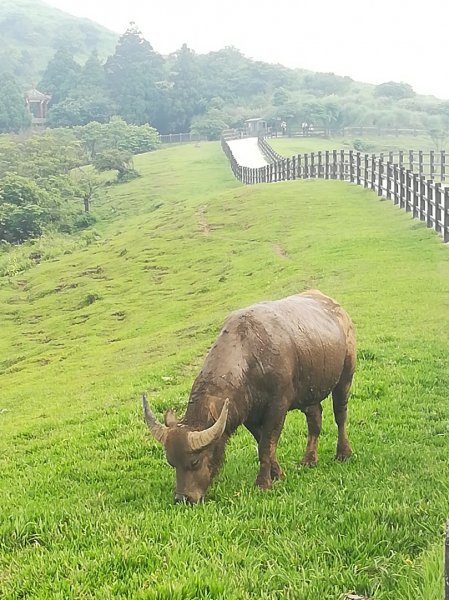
[{"left": 142, "top": 394, "right": 229, "bottom": 504}]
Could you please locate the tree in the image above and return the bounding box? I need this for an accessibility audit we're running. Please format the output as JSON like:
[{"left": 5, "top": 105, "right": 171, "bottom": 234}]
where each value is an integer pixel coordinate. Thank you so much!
[
  {"left": 104, "top": 23, "right": 164, "bottom": 125},
  {"left": 72, "top": 168, "right": 103, "bottom": 213},
  {"left": 375, "top": 81, "right": 415, "bottom": 100},
  {"left": 272, "top": 88, "right": 289, "bottom": 107},
  {"left": 48, "top": 52, "right": 115, "bottom": 127},
  {"left": 0, "top": 73, "right": 31, "bottom": 133},
  {"left": 190, "top": 109, "right": 229, "bottom": 140},
  {"left": 75, "top": 117, "right": 159, "bottom": 161},
  {"left": 38, "top": 47, "right": 81, "bottom": 105},
  {"left": 48, "top": 93, "right": 114, "bottom": 127},
  {"left": 302, "top": 72, "right": 353, "bottom": 97},
  {"left": 0, "top": 174, "right": 52, "bottom": 243},
  {"left": 93, "top": 149, "right": 137, "bottom": 181},
  {"left": 165, "top": 44, "right": 205, "bottom": 133}
]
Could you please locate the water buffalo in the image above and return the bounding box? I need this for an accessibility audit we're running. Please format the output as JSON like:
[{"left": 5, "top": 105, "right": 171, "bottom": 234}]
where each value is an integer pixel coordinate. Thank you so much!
[{"left": 143, "top": 289, "right": 356, "bottom": 504}]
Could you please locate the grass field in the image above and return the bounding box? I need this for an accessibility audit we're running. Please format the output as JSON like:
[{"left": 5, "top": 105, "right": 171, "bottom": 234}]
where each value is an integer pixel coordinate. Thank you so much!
[
  {"left": 1, "top": 141, "right": 449, "bottom": 599},
  {"left": 268, "top": 133, "right": 446, "bottom": 157}
]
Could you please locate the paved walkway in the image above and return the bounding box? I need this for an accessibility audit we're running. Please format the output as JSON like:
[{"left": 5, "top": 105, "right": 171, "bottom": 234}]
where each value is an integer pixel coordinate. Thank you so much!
[{"left": 227, "top": 137, "right": 268, "bottom": 168}]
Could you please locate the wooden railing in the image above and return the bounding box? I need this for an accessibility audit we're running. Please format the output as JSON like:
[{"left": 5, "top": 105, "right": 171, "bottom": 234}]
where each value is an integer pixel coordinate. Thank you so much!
[
  {"left": 270, "top": 126, "right": 437, "bottom": 138},
  {"left": 220, "top": 135, "right": 449, "bottom": 242},
  {"left": 444, "top": 519, "right": 449, "bottom": 600},
  {"left": 220, "top": 131, "right": 242, "bottom": 181},
  {"left": 158, "top": 132, "right": 206, "bottom": 144}
]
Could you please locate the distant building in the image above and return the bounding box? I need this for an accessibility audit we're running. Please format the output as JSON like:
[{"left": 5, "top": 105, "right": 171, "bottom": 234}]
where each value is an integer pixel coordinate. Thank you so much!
[
  {"left": 244, "top": 117, "right": 268, "bottom": 137},
  {"left": 24, "top": 87, "right": 51, "bottom": 127}
]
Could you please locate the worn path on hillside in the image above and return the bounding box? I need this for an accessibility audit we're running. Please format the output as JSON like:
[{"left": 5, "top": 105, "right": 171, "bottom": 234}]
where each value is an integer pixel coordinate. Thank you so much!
[{"left": 227, "top": 137, "right": 268, "bottom": 168}]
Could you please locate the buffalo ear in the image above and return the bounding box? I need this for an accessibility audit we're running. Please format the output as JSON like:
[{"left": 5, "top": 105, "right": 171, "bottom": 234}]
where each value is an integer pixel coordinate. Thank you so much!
[{"left": 164, "top": 409, "right": 178, "bottom": 427}]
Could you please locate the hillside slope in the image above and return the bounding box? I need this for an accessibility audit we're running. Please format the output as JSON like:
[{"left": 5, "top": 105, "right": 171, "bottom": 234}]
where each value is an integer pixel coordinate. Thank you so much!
[
  {"left": 0, "top": 0, "right": 117, "bottom": 85},
  {"left": 1, "top": 142, "right": 448, "bottom": 599}
]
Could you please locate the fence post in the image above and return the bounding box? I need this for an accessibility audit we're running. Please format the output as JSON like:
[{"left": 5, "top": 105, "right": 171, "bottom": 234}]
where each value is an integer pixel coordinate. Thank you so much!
[
  {"left": 426, "top": 180, "right": 433, "bottom": 228},
  {"left": 310, "top": 152, "right": 315, "bottom": 178},
  {"left": 297, "top": 154, "right": 302, "bottom": 179},
  {"left": 378, "top": 156, "right": 384, "bottom": 197},
  {"left": 364, "top": 154, "right": 369, "bottom": 188},
  {"left": 356, "top": 152, "right": 361, "bottom": 185},
  {"left": 411, "top": 173, "right": 419, "bottom": 218},
  {"left": 418, "top": 150, "right": 424, "bottom": 177},
  {"left": 445, "top": 520, "right": 449, "bottom": 600},
  {"left": 398, "top": 150, "right": 404, "bottom": 169},
  {"left": 304, "top": 154, "right": 309, "bottom": 179},
  {"left": 324, "top": 151, "right": 330, "bottom": 179},
  {"left": 386, "top": 162, "right": 392, "bottom": 200},
  {"left": 340, "top": 150, "right": 345, "bottom": 180},
  {"left": 398, "top": 167, "right": 405, "bottom": 208},
  {"left": 348, "top": 150, "right": 354, "bottom": 183},
  {"left": 371, "top": 154, "right": 376, "bottom": 191},
  {"left": 441, "top": 151, "right": 446, "bottom": 183},
  {"left": 291, "top": 155, "right": 297, "bottom": 180},
  {"left": 332, "top": 150, "right": 337, "bottom": 179},
  {"left": 409, "top": 150, "right": 414, "bottom": 172},
  {"left": 391, "top": 166, "right": 398, "bottom": 205},
  {"left": 317, "top": 151, "right": 322, "bottom": 178},
  {"left": 286, "top": 158, "right": 291, "bottom": 181},
  {"left": 404, "top": 169, "right": 411, "bottom": 211},
  {"left": 419, "top": 175, "right": 426, "bottom": 221},
  {"left": 434, "top": 182, "right": 442, "bottom": 235},
  {"left": 444, "top": 189, "right": 449, "bottom": 243},
  {"left": 430, "top": 150, "right": 435, "bottom": 180}
]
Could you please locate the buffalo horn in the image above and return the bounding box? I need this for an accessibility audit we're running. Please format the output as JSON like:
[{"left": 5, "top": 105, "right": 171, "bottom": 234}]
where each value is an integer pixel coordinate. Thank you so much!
[
  {"left": 142, "top": 393, "right": 168, "bottom": 445},
  {"left": 187, "top": 399, "right": 229, "bottom": 451}
]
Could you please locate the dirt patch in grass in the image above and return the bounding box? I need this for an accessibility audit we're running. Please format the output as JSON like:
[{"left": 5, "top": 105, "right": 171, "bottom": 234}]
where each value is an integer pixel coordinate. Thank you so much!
[
  {"left": 272, "top": 243, "right": 290, "bottom": 259},
  {"left": 197, "top": 205, "right": 210, "bottom": 235}
]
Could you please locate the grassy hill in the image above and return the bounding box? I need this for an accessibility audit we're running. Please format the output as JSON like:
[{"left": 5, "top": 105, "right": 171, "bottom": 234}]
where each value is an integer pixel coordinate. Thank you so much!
[
  {"left": 0, "top": 0, "right": 117, "bottom": 85},
  {"left": 268, "top": 133, "right": 444, "bottom": 156},
  {"left": 1, "top": 142, "right": 448, "bottom": 598}
]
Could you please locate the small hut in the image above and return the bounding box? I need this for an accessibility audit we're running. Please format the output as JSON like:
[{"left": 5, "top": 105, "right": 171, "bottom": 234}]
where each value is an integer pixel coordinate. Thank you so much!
[
  {"left": 244, "top": 117, "right": 268, "bottom": 138},
  {"left": 24, "top": 87, "right": 51, "bottom": 127}
]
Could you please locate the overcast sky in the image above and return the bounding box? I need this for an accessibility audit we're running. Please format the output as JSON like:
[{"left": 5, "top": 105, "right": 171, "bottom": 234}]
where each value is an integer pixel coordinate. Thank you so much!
[{"left": 44, "top": 0, "right": 449, "bottom": 99}]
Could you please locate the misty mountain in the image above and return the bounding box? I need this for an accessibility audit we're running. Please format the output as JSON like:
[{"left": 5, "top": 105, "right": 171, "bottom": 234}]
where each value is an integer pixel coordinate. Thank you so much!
[{"left": 0, "top": 0, "right": 117, "bottom": 85}]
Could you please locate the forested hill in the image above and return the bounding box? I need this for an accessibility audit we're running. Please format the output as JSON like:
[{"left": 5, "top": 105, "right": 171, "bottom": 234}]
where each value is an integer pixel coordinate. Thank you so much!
[
  {"left": 1, "top": 0, "right": 449, "bottom": 139},
  {"left": 0, "top": 0, "right": 117, "bottom": 84}
]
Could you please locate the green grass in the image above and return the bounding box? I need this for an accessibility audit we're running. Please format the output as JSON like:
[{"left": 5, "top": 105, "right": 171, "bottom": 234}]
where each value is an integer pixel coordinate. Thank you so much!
[
  {"left": 1, "top": 141, "right": 449, "bottom": 599},
  {"left": 268, "top": 134, "right": 446, "bottom": 157}
]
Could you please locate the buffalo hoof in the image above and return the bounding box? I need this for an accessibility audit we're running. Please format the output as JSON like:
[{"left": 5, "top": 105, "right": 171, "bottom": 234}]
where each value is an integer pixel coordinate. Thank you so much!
[
  {"left": 300, "top": 453, "right": 318, "bottom": 467},
  {"left": 270, "top": 463, "right": 285, "bottom": 480},
  {"left": 255, "top": 476, "right": 272, "bottom": 490},
  {"left": 336, "top": 447, "right": 352, "bottom": 461}
]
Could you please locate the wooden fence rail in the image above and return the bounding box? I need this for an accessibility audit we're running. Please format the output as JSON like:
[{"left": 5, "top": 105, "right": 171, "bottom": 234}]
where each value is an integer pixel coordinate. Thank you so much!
[
  {"left": 221, "top": 134, "right": 449, "bottom": 243},
  {"left": 158, "top": 132, "right": 206, "bottom": 144},
  {"left": 444, "top": 519, "right": 449, "bottom": 600}
]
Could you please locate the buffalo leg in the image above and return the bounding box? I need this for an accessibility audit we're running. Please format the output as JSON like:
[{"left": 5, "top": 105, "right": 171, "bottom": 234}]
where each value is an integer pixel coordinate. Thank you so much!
[
  {"left": 245, "top": 423, "right": 284, "bottom": 481},
  {"left": 300, "top": 404, "right": 322, "bottom": 466},
  {"left": 254, "top": 411, "right": 286, "bottom": 490},
  {"left": 332, "top": 378, "right": 353, "bottom": 461}
]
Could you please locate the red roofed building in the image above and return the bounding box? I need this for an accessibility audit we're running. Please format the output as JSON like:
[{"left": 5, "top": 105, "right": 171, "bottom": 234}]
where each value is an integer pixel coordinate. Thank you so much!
[{"left": 24, "top": 87, "right": 52, "bottom": 127}]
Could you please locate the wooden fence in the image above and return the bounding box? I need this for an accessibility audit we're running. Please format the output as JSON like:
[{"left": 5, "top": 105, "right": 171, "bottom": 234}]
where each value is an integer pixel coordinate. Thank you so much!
[
  {"left": 158, "top": 132, "right": 206, "bottom": 144},
  {"left": 221, "top": 134, "right": 449, "bottom": 243},
  {"left": 444, "top": 520, "right": 449, "bottom": 600},
  {"left": 270, "top": 126, "right": 435, "bottom": 139}
]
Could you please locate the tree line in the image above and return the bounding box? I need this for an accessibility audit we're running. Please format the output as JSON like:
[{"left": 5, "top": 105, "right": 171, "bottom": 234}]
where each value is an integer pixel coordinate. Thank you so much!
[
  {"left": 0, "top": 118, "right": 158, "bottom": 245},
  {"left": 2, "top": 22, "right": 449, "bottom": 139}
]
